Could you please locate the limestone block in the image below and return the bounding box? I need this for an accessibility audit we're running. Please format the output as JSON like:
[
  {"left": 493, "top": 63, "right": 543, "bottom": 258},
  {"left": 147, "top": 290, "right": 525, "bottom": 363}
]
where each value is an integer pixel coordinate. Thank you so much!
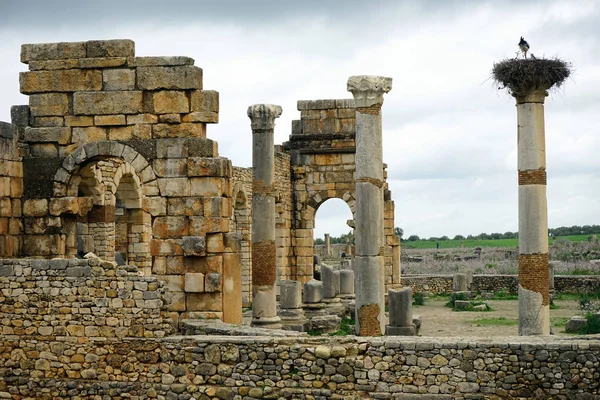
[
  {"left": 29, "top": 93, "right": 69, "bottom": 116},
  {"left": 186, "top": 292, "right": 222, "bottom": 312},
  {"left": 321, "top": 265, "right": 336, "bottom": 299},
  {"left": 21, "top": 41, "right": 86, "bottom": 63},
  {"left": 94, "top": 115, "right": 126, "bottom": 126},
  {"left": 205, "top": 273, "right": 222, "bottom": 292},
  {"left": 188, "top": 137, "right": 218, "bottom": 157},
  {"left": 181, "top": 236, "right": 206, "bottom": 256},
  {"left": 454, "top": 300, "right": 470, "bottom": 310},
  {"left": 28, "top": 60, "right": 79, "bottom": 72},
  {"left": 189, "top": 177, "right": 224, "bottom": 197},
  {"left": 190, "top": 90, "right": 219, "bottom": 113},
  {"left": 303, "top": 279, "right": 323, "bottom": 303},
  {"left": 86, "top": 39, "right": 135, "bottom": 58},
  {"left": 73, "top": 91, "right": 142, "bottom": 115},
  {"left": 151, "top": 91, "right": 189, "bottom": 114},
  {"left": 20, "top": 70, "right": 102, "bottom": 94},
  {"left": 339, "top": 270, "right": 354, "bottom": 294},
  {"left": 31, "top": 116, "right": 63, "bottom": 127},
  {"left": 181, "top": 112, "right": 218, "bottom": 124},
  {"left": 152, "top": 216, "right": 189, "bottom": 239},
  {"left": 156, "top": 138, "right": 188, "bottom": 158},
  {"left": 158, "top": 114, "right": 181, "bottom": 123},
  {"left": 65, "top": 116, "right": 94, "bottom": 127},
  {"left": 77, "top": 197, "right": 94, "bottom": 215},
  {"left": 189, "top": 216, "right": 228, "bottom": 235},
  {"left": 280, "top": 280, "right": 302, "bottom": 309},
  {"left": 23, "top": 199, "right": 48, "bottom": 217},
  {"left": 565, "top": 316, "right": 587, "bottom": 332},
  {"left": 132, "top": 56, "right": 195, "bottom": 67},
  {"left": 72, "top": 127, "right": 107, "bottom": 143},
  {"left": 150, "top": 239, "right": 183, "bottom": 256},
  {"left": 137, "top": 66, "right": 202, "bottom": 90},
  {"left": 388, "top": 287, "right": 413, "bottom": 327},
  {"left": 222, "top": 252, "right": 242, "bottom": 324},
  {"left": 103, "top": 69, "right": 135, "bottom": 91},
  {"left": 165, "top": 291, "right": 186, "bottom": 311},
  {"left": 142, "top": 197, "right": 167, "bottom": 216},
  {"left": 223, "top": 232, "right": 241, "bottom": 253},
  {"left": 49, "top": 197, "right": 79, "bottom": 216},
  {"left": 22, "top": 234, "right": 56, "bottom": 256},
  {"left": 153, "top": 159, "right": 187, "bottom": 177},
  {"left": 206, "top": 233, "right": 224, "bottom": 253},
  {"left": 152, "top": 123, "right": 206, "bottom": 139},
  {"left": 185, "top": 272, "right": 205, "bottom": 292},
  {"left": 79, "top": 57, "right": 128, "bottom": 70},
  {"left": 160, "top": 274, "right": 185, "bottom": 292},
  {"left": 187, "top": 157, "right": 231, "bottom": 177},
  {"left": 126, "top": 113, "right": 158, "bottom": 125},
  {"left": 23, "top": 127, "right": 70, "bottom": 144},
  {"left": 453, "top": 273, "right": 469, "bottom": 292},
  {"left": 157, "top": 178, "right": 190, "bottom": 197}
]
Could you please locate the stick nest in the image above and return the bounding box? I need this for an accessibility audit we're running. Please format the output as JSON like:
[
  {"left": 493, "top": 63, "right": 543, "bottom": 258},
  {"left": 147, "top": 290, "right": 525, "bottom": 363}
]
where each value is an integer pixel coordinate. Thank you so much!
[{"left": 492, "top": 57, "right": 571, "bottom": 97}]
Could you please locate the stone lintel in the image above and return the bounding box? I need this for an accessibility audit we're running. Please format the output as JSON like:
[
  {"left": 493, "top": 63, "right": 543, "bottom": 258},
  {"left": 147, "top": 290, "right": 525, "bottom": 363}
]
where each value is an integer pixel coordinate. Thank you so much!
[
  {"left": 347, "top": 76, "right": 392, "bottom": 108},
  {"left": 247, "top": 104, "right": 282, "bottom": 131}
]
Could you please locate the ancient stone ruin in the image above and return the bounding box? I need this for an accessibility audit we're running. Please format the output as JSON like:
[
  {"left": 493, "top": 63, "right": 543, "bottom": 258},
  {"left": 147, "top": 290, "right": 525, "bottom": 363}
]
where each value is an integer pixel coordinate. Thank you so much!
[{"left": 0, "top": 39, "right": 598, "bottom": 399}]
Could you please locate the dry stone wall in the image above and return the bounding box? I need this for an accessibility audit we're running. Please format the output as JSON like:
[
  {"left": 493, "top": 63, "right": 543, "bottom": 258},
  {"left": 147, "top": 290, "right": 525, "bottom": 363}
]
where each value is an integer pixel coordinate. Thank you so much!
[
  {"left": 0, "top": 120, "right": 23, "bottom": 258},
  {"left": 5, "top": 39, "right": 241, "bottom": 325},
  {"left": 0, "top": 335, "right": 598, "bottom": 399}
]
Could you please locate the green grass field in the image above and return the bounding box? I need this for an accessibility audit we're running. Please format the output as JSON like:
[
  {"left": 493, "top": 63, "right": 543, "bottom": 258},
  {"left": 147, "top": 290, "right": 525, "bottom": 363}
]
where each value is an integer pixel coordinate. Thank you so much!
[{"left": 402, "top": 235, "right": 594, "bottom": 249}]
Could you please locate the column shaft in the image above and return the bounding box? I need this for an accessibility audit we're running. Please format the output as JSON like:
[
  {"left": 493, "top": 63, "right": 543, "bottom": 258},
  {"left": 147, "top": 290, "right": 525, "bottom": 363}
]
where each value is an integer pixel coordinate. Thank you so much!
[
  {"left": 348, "top": 75, "right": 392, "bottom": 336},
  {"left": 516, "top": 90, "right": 550, "bottom": 335},
  {"left": 248, "top": 104, "right": 282, "bottom": 329}
]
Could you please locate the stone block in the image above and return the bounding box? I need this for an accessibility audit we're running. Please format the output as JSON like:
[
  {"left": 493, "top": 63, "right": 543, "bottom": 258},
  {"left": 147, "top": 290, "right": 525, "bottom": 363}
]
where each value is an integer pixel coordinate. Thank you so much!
[
  {"left": 182, "top": 236, "right": 206, "bottom": 256},
  {"left": 28, "top": 59, "right": 79, "bottom": 70},
  {"left": 86, "top": 39, "right": 135, "bottom": 58},
  {"left": 31, "top": 116, "right": 63, "bottom": 127},
  {"left": 156, "top": 138, "right": 188, "bottom": 158},
  {"left": 186, "top": 292, "right": 222, "bottom": 312},
  {"left": 103, "top": 68, "right": 135, "bottom": 91},
  {"left": 188, "top": 138, "right": 218, "bottom": 157},
  {"left": 303, "top": 279, "right": 323, "bottom": 303},
  {"left": 65, "top": 116, "right": 94, "bottom": 127},
  {"left": 223, "top": 232, "right": 241, "bottom": 252},
  {"left": 189, "top": 177, "right": 224, "bottom": 197},
  {"left": 150, "top": 239, "right": 183, "bottom": 256},
  {"left": 73, "top": 91, "right": 142, "bottom": 115},
  {"left": 142, "top": 197, "right": 167, "bottom": 216},
  {"left": 339, "top": 269, "right": 354, "bottom": 295},
  {"left": 206, "top": 233, "right": 224, "bottom": 253},
  {"left": 94, "top": 115, "right": 127, "bottom": 126},
  {"left": 29, "top": 93, "right": 69, "bottom": 116},
  {"left": 151, "top": 90, "right": 189, "bottom": 114},
  {"left": 152, "top": 216, "right": 189, "bottom": 239},
  {"left": 23, "top": 199, "right": 48, "bottom": 217},
  {"left": 49, "top": 197, "right": 79, "bottom": 216},
  {"left": 388, "top": 287, "right": 413, "bottom": 328},
  {"left": 11, "top": 105, "right": 30, "bottom": 126},
  {"left": 187, "top": 157, "right": 231, "bottom": 177},
  {"left": 158, "top": 114, "right": 181, "bottom": 123},
  {"left": 454, "top": 300, "right": 470, "bottom": 310},
  {"left": 21, "top": 41, "right": 86, "bottom": 63},
  {"left": 321, "top": 265, "right": 336, "bottom": 299},
  {"left": 152, "top": 123, "right": 206, "bottom": 138},
  {"left": 153, "top": 159, "right": 187, "bottom": 177},
  {"left": 137, "top": 66, "right": 202, "bottom": 90},
  {"left": 22, "top": 234, "right": 56, "bottom": 256},
  {"left": 190, "top": 90, "right": 219, "bottom": 112},
  {"left": 453, "top": 273, "right": 469, "bottom": 292},
  {"left": 79, "top": 57, "right": 128, "bottom": 69},
  {"left": 133, "top": 56, "right": 195, "bottom": 67},
  {"left": 222, "top": 252, "right": 242, "bottom": 324},
  {"left": 280, "top": 280, "right": 302, "bottom": 309},
  {"left": 20, "top": 69, "right": 102, "bottom": 94},
  {"left": 23, "top": 127, "right": 71, "bottom": 145},
  {"left": 126, "top": 113, "right": 158, "bottom": 125},
  {"left": 565, "top": 316, "right": 587, "bottom": 333},
  {"left": 185, "top": 272, "right": 205, "bottom": 292},
  {"left": 205, "top": 273, "right": 222, "bottom": 292},
  {"left": 72, "top": 127, "right": 107, "bottom": 143},
  {"left": 157, "top": 178, "right": 190, "bottom": 197},
  {"left": 181, "top": 112, "right": 218, "bottom": 124}
]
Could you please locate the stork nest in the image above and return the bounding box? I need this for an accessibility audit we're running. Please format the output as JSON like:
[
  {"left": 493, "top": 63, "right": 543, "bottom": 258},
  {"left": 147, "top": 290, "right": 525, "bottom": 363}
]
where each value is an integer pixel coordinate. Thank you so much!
[{"left": 492, "top": 57, "right": 571, "bottom": 97}]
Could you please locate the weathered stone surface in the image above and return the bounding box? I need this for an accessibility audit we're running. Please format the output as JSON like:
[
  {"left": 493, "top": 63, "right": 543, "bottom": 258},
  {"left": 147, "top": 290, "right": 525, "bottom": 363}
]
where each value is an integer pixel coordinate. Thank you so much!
[
  {"left": 151, "top": 90, "right": 189, "bottom": 114},
  {"left": 73, "top": 91, "right": 142, "bottom": 115},
  {"left": 79, "top": 57, "right": 127, "bottom": 68},
  {"left": 152, "top": 123, "right": 205, "bottom": 138},
  {"left": 29, "top": 93, "right": 69, "bottom": 116},
  {"left": 86, "top": 39, "right": 135, "bottom": 58},
  {"left": 23, "top": 127, "right": 70, "bottom": 144},
  {"left": 185, "top": 272, "right": 205, "bottom": 292},
  {"left": 137, "top": 66, "right": 202, "bottom": 90},
  {"left": 181, "top": 236, "right": 206, "bottom": 256},
  {"left": 20, "top": 69, "right": 102, "bottom": 93},
  {"left": 190, "top": 90, "right": 219, "bottom": 112},
  {"left": 303, "top": 279, "right": 323, "bottom": 303},
  {"left": 21, "top": 41, "right": 86, "bottom": 63},
  {"left": 103, "top": 68, "right": 135, "bottom": 91},
  {"left": 132, "top": 56, "right": 195, "bottom": 67}
]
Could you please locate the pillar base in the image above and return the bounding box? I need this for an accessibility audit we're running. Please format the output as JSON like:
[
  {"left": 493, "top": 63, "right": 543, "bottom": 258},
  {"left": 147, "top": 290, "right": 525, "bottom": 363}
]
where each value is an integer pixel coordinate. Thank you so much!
[
  {"left": 385, "top": 325, "right": 416, "bottom": 336},
  {"left": 251, "top": 316, "right": 282, "bottom": 330}
]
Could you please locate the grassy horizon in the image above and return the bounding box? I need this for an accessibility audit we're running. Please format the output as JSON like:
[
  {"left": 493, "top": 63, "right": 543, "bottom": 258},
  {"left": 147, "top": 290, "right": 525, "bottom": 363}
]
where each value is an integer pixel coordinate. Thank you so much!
[{"left": 402, "top": 234, "right": 594, "bottom": 249}]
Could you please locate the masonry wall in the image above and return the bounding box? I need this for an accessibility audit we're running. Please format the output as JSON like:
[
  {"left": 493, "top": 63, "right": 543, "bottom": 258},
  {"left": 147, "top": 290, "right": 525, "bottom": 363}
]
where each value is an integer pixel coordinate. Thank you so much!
[
  {"left": 10, "top": 39, "right": 241, "bottom": 325},
  {"left": 0, "top": 335, "right": 598, "bottom": 399},
  {"left": 0, "top": 121, "right": 23, "bottom": 258}
]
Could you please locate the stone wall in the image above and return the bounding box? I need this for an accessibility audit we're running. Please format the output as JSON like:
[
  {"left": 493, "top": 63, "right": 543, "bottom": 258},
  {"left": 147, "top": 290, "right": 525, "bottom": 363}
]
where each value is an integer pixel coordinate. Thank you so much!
[
  {"left": 0, "top": 258, "right": 172, "bottom": 338},
  {"left": 0, "top": 119, "right": 23, "bottom": 258},
  {"left": 402, "top": 274, "right": 600, "bottom": 295},
  {"left": 232, "top": 166, "right": 252, "bottom": 306},
  {"left": 1, "top": 335, "right": 598, "bottom": 399},
  {"left": 9, "top": 39, "right": 241, "bottom": 325}
]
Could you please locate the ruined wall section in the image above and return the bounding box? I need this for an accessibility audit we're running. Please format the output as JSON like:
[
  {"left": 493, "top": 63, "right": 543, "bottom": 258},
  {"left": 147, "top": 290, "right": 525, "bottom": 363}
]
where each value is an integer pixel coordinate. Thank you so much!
[
  {"left": 283, "top": 99, "right": 400, "bottom": 288},
  {"left": 0, "top": 118, "right": 24, "bottom": 258},
  {"left": 232, "top": 166, "right": 252, "bottom": 306},
  {"left": 14, "top": 39, "right": 241, "bottom": 325}
]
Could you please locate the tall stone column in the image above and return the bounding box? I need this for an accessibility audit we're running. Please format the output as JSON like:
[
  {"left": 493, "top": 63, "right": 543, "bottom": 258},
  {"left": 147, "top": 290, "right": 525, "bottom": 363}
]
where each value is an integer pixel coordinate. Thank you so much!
[
  {"left": 516, "top": 89, "right": 550, "bottom": 335},
  {"left": 324, "top": 233, "right": 331, "bottom": 257},
  {"left": 347, "top": 75, "right": 392, "bottom": 336},
  {"left": 248, "top": 104, "right": 282, "bottom": 329}
]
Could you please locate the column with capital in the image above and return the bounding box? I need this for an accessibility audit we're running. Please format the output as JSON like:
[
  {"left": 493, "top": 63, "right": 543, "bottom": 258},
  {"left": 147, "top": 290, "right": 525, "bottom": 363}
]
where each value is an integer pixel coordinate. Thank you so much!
[
  {"left": 247, "top": 104, "right": 282, "bottom": 329},
  {"left": 347, "top": 75, "right": 392, "bottom": 336},
  {"left": 516, "top": 89, "right": 550, "bottom": 335}
]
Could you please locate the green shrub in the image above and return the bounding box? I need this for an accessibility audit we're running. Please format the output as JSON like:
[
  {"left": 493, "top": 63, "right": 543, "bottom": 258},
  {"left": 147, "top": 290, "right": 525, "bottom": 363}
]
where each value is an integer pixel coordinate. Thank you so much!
[
  {"left": 446, "top": 292, "right": 469, "bottom": 308},
  {"left": 584, "top": 313, "right": 600, "bottom": 334},
  {"left": 413, "top": 292, "right": 425, "bottom": 306},
  {"left": 329, "top": 316, "right": 354, "bottom": 336}
]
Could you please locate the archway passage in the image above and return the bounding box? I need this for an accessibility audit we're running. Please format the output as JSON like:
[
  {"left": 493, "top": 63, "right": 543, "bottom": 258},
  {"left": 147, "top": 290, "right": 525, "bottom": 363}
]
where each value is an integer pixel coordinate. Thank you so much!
[{"left": 314, "top": 198, "right": 354, "bottom": 266}]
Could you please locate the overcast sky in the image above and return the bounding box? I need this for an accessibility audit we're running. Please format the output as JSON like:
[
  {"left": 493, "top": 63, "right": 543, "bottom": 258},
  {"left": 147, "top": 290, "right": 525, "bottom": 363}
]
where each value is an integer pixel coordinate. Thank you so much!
[{"left": 1, "top": 0, "right": 599, "bottom": 240}]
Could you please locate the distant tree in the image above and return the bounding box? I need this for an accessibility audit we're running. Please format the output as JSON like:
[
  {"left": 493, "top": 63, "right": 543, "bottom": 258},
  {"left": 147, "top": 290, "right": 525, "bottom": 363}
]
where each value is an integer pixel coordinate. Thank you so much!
[
  {"left": 440, "top": 236, "right": 449, "bottom": 241},
  {"left": 428, "top": 237, "right": 439, "bottom": 242},
  {"left": 314, "top": 238, "right": 324, "bottom": 245},
  {"left": 467, "top": 235, "right": 475, "bottom": 240},
  {"left": 407, "top": 235, "right": 420, "bottom": 241},
  {"left": 394, "top": 227, "right": 404, "bottom": 238},
  {"left": 453, "top": 235, "right": 465, "bottom": 241}
]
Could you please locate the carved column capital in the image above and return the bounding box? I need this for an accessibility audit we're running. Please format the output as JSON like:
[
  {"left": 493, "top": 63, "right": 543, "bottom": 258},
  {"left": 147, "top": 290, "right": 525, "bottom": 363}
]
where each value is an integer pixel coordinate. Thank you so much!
[
  {"left": 247, "top": 104, "right": 282, "bottom": 130},
  {"left": 347, "top": 75, "right": 392, "bottom": 107}
]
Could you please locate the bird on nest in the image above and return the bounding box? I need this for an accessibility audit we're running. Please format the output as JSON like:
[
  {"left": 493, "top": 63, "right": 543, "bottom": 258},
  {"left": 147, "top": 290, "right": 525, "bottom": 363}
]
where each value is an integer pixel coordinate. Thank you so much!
[{"left": 518, "top": 37, "right": 530, "bottom": 59}]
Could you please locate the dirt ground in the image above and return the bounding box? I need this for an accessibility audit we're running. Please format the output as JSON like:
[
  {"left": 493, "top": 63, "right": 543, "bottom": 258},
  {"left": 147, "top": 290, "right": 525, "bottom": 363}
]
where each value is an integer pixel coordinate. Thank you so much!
[{"left": 414, "top": 297, "right": 581, "bottom": 337}]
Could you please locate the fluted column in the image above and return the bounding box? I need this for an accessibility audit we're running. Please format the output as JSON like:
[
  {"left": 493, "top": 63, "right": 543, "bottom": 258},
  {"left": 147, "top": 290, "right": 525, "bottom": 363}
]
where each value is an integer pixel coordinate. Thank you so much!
[
  {"left": 248, "top": 104, "right": 282, "bottom": 329},
  {"left": 347, "top": 75, "right": 392, "bottom": 336},
  {"left": 516, "top": 89, "right": 550, "bottom": 335}
]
